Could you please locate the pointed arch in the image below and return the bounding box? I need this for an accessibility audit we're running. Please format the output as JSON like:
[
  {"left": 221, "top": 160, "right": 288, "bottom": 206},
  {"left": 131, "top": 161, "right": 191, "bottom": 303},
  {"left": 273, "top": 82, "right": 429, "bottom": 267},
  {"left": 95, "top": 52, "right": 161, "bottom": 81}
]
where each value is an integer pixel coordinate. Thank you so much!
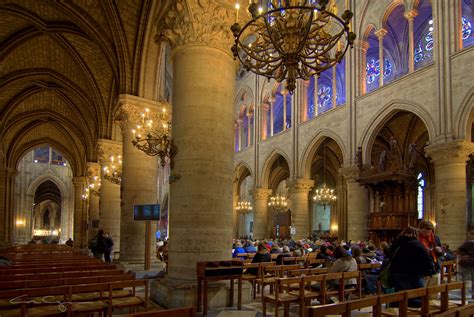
[
  {"left": 260, "top": 149, "right": 292, "bottom": 189},
  {"left": 300, "top": 130, "right": 347, "bottom": 180},
  {"left": 359, "top": 100, "right": 435, "bottom": 165},
  {"left": 455, "top": 88, "right": 474, "bottom": 140}
]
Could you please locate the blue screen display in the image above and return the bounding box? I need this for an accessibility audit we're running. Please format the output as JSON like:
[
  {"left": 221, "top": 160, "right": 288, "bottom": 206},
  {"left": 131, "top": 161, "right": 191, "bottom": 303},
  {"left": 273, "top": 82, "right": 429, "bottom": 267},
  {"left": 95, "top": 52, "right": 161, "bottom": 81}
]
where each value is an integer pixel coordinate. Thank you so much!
[{"left": 133, "top": 204, "right": 160, "bottom": 221}]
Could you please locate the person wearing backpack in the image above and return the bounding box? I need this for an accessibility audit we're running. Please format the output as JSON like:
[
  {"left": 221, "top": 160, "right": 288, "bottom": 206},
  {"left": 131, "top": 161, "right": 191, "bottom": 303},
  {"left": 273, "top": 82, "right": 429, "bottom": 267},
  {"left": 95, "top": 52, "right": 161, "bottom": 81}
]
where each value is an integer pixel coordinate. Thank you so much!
[{"left": 89, "top": 229, "right": 107, "bottom": 260}]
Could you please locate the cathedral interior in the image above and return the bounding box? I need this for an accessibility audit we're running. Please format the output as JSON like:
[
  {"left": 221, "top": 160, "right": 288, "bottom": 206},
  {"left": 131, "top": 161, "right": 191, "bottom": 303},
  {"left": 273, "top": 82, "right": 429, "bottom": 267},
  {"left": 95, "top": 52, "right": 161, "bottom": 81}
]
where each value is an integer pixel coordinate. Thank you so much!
[{"left": 0, "top": 0, "right": 473, "bottom": 314}]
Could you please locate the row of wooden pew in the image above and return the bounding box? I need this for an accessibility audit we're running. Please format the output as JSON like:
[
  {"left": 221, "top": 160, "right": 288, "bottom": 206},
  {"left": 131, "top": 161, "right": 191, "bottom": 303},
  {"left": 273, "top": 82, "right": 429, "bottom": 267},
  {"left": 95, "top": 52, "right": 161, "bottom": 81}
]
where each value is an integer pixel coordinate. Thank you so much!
[
  {"left": 306, "top": 281, "right": 466, "bottom": 317},
  {"left": 0, "top": 244, "right": 150, "bottom": 316}
]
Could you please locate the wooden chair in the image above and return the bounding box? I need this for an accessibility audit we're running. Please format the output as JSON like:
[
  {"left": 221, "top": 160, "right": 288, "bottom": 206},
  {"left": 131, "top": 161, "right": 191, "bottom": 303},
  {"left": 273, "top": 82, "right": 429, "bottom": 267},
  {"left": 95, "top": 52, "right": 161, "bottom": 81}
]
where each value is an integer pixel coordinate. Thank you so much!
[
  {"left": 263, "top": 276, "right": 303, "bottom": 317},
  {"left": 441, "top": 260, "right": 457, "bottom": 283},
  {"left": 256, "top": 265, "right": 281, "bottom": 299}
]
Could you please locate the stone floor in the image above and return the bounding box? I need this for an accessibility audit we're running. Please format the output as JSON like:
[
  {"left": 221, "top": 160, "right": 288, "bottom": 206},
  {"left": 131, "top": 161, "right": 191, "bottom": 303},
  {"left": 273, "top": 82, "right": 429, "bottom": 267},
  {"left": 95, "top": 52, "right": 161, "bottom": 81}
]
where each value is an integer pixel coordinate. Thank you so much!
[{"left": 120, "top": 278, "right": 472, "bottom": 317}]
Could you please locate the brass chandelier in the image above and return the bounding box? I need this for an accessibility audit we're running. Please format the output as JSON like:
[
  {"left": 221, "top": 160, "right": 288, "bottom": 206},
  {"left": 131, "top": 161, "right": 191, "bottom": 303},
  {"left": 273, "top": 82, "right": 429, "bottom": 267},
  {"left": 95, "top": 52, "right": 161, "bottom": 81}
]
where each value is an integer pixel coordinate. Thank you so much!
[
  {"left": 131, "top": 107, "right": 177, "bottom": 168},
  {"left": 103, "top": 155, "right": 122, "bottom": 185},
  {"left": 231, "top": 0, "right": 356, "bottom": 93},
  {"left": 236, "top": 200, "right": 253, "bottom": 214},
  {"left": 312, "top": 140, "right": 336, "bottom": 208},
  {"left": 268, "top": 194, "right": 288, "bottom": 212}
]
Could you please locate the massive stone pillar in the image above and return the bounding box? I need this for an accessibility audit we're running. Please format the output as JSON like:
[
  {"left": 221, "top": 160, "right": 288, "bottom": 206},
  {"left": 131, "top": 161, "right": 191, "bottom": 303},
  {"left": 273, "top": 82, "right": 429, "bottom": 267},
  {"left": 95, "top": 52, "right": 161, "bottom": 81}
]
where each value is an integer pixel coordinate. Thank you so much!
[
  {"left": 288, "top": 179, "right": 314, "bottom": 240},
  {"left": 116, "top": 95, "right": 161, "bottom": 265},
  {"left": 72, "top": 176, "right": 87, "bottom": 248},
  {"left": 426, "top": 140, "right": 473, "bottom": 250},
  {"left": 152, "top": 0, "right": 236, "bottom": 308},
  {"left": 340, "top": 166, "right": 368, "bottom": 242},
  {"left": 251, "top": 188, "right": 272, "bottom": 239},
  {"left": 0, "top": 166, "right": 16, "bottom": 247},
  {"left": 97, "top": 139, "right": 122, "bottom": 252}
]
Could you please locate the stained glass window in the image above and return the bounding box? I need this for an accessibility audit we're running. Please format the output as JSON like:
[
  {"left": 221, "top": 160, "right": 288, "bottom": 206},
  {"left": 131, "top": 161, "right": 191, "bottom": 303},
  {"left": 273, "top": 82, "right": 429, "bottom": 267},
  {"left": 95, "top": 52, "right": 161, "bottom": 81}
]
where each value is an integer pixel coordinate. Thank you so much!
[
  {"left": 366, "top": 58, "right": 392, "bottom": 84},
  {"left": 51, "top": 149, "right": 66, "bottom": 166},
  {"left": 417, "top": 173, "right": 425, "bottom": 219},
  {"left": 462, "top": 0, "right": 474, "bottom": 48},
  {"left": 34, "top": 146, "right": 49, "bottom": 164},
  {"left": 463, "top": 17, "right": 472, "bottom": 40},
  {"left": 318, "top": 86, "right": 332, "bottom": 110}
]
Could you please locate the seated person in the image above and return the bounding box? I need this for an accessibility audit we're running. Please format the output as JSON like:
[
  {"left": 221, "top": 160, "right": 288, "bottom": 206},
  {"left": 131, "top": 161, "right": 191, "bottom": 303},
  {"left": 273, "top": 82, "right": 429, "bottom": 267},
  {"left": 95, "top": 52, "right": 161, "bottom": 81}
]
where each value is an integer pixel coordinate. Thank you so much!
[
  {"left": 276, "top": 246, "right": 292, "bottom": 265},
  {"left": 232, "top": 241, "right": 246, "bottom": 259},
  {"left": 246, "top": 243, "right": 272, "bottom": 275}
]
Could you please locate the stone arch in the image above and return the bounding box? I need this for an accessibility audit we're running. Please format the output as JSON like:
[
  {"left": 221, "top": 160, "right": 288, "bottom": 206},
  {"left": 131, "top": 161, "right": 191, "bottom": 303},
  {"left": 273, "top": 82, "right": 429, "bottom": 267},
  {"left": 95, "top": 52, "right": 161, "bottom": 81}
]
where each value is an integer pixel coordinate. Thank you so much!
[
  {"left": 300, "top": 129, "right": 347, "bottom": 180},
  {"left": 10, "top": 137, "right": 84, "bottom": 177},
  {"left": 357, "top": 0, "right": 382, "bottom": 38},
  {"left": 381, "top": 1, "right": 406, "bottom": 27},
  {"left": 260, "top": 149, "right": 292, "bottom": 189},
  {"left": 362, "top": 24, "right": 378, "bottom": 42},
  {"left": 454, "top": 88, "right": 474, "bottom": 140},
  {"left": 233, "top": 162, "right": 253, "bottom": 198},
  {"left": 359, "top": 101, "right": 435, "bottom": 164}
]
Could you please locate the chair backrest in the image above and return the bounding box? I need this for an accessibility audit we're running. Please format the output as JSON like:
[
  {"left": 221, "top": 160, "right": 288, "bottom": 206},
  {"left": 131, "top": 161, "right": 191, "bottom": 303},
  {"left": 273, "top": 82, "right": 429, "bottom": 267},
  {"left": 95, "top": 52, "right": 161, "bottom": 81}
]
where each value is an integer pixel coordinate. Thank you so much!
[
  {"left": 376, "top": 291, "right": 408, "bottom": 317},
  {"left": 306, "top": 302, "right": 349, "bottom": 317}
]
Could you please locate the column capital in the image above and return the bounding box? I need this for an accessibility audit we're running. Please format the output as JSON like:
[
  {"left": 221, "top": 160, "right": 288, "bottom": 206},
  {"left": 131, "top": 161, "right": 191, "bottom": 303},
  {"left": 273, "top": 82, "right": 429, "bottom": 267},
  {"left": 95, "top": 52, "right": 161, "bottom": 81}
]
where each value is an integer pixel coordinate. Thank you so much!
[
  {"left": 86, "top": 162, "right": 101, "bottom": 176},
  {"left": 269, "top": 96, "right": 276, "bottom": 103},
  {"left": 288, "top": 178, "right": 314, "bottom": 193},
  {"left": 339, "top": 165, "right": 360, "bottom": 182},
  {"left": 425, "top": 140, "right": 474, "bottom": 166},
  {"left": 115, "top": 94, "right": 171, "bottom": 131},
  {"left": 157, "top": 0, "right": 234, "bottom": 55},
  {"left": 97, "top": 139, "right": 123, "bottom": 165},
  {"left": 250, "top": 188, "right": 272, "bottom": 200},
  {"left": 375, "top": 28, "right": 388, "bottom": 39},
  {"left": 404, "top": 9, "right": 418, "bottom": 20}
]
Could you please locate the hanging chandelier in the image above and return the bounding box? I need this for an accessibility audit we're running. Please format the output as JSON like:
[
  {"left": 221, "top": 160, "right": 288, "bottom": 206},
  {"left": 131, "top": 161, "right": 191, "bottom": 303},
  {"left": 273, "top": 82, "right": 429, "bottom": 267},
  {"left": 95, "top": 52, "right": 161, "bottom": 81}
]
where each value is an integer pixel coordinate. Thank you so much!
[
  {"left": 268, "top": 194, "right": 288, "bottom": 211},
  {"left": 236, "top": 200, "right": 253, "bottom": 214},
  {"left": 312, "top": 139, "right": 336, "bottom": 207},
  {"left": 103, "top": 155, "right": 122, "bottom": 185},
  {"left": 131, "top": 107, "right": 177, "bottom": 168},
  {"left": 230, "top": 0, "right": 356, "bottom": 93}
]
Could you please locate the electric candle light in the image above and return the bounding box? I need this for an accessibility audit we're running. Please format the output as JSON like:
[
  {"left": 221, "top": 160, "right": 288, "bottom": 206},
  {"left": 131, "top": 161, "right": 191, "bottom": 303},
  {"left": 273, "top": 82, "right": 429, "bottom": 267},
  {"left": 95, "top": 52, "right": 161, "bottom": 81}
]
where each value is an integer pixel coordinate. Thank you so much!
[{"left": 235, "top": 3, "right": 240, "bottom": 23}]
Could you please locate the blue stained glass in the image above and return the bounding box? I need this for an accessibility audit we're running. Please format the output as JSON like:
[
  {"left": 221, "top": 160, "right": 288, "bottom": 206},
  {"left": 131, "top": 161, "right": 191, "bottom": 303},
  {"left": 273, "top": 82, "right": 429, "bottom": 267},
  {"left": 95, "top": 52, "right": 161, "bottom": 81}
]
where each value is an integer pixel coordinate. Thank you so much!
[
  {"left": 366, "top": 58, "right": 392, "bottom": 84},
  {"left": 415, "top": 30, "right": 434, "bottom": 64},
  {"left": 462, "top": 17, "right": 472, "bottom": 40},
  {"left": 308, "top": 102, "right": 315, "bottom": 116},
  {"left": 414, "top": 42, "right": 424, "bottom": 63},
  {"left": 318, "top": 86, "right": 331, "bottom": 109}
]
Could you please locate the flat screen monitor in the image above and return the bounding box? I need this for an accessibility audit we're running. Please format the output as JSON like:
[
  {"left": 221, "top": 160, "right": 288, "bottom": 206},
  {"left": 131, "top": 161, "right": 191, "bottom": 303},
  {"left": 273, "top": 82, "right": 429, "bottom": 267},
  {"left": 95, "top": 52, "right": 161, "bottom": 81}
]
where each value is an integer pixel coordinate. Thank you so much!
[{"left": 133, "top": 204, "right": 160, "bottom": 221}]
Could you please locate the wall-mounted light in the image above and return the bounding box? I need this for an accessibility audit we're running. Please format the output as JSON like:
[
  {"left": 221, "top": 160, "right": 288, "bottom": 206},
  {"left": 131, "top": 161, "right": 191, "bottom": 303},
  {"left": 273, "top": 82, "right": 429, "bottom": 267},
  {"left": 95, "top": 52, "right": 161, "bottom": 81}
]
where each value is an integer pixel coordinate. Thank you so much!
[
  {"left": 330, "top": 224, "right": 338, "bottom": 231},
  {"left": 16, "top": 219, "right": 25, "bottom": 226}
]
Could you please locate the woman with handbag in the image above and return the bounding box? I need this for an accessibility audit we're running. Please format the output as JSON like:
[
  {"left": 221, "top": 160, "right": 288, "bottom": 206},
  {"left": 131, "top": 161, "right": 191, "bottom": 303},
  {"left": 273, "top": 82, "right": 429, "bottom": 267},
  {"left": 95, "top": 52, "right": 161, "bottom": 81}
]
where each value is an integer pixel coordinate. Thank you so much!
[{"left": 389, "top": 226, "right": 434, "bottom": 307}]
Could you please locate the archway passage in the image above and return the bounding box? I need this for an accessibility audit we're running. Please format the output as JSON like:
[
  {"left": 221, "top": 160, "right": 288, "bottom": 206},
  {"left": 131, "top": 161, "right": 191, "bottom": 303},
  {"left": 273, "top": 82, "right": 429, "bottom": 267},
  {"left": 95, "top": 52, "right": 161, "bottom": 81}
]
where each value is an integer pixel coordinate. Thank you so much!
[
  {"left": 360, "top": 111, "right": 431, "bottom": 244},
  {"left": 33, "top": 180, "right": 62, "bottom": 240},
  {"left": 267, "top": 155, "right": 290, "bottom": 239},
  {"left": 310, "top": 138, "right": 343, "bottom": 239}
]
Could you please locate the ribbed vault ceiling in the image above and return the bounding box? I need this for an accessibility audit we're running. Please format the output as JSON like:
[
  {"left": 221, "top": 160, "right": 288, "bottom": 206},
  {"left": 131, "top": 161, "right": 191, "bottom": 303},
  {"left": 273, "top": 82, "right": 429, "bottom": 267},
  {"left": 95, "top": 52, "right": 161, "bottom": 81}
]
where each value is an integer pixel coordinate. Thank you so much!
[{"left": 0, "top": 0, "right": 154, "bottom": 174}]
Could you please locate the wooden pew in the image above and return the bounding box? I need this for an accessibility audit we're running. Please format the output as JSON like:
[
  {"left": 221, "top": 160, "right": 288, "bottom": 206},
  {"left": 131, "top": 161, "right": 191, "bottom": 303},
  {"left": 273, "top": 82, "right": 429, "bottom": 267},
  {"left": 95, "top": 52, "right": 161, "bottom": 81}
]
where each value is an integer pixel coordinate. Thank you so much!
[
  {"left": 0, "top": 273, "right": 135, "bottom": 290},
  {"left": 0, "top": 264, "right": 117, "bottom": 276},
  {"left": 127, "top": 306, "right": 197, "bottom": 317},
  {"left": 0, "top": 269, "right": 126, "bottom": 281}
]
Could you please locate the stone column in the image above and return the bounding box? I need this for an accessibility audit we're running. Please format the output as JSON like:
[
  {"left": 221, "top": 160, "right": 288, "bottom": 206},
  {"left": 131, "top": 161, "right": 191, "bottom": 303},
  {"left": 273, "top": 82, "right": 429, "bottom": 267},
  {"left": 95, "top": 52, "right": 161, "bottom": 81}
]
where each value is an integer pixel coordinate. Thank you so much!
[
  {"left": 340, "top": 166, "right": 368, "bottom": 241},
  {"left": 251, "top": 188, "right": 272, "bottom": 239},
  {"left": 288, "top": 179, "right": 314, "bottom": 240},
  {"left": 301, "top": 80, "right": 309, "bottom": 122},
  {"left": 72, "top": 176, "right": 87, "bottom": 248},
  {"left": 404, "top": 10, "right": 418, "bottom": 73},
  {"left": 269, "top": 96, "right": 275, "bottom": 136},
  {"left": 261, "top": 102, "right": 269, "bottom": 140},
  {"left": 159, "top": 0, "right": 235, "bottom": 279},
  {"left": 357, "top": 40, "right": 369, "bottom": 95},
  {"left": 313, "top": 75, "right": 319, "bottom": 116},
  {"left": 116, "top": 95, "right": 161, "bottom": 265},
  {"left": 425, "top": 141, "right": 473, "bottom": 250},
  {"left": 282, "top": 88, "right": 288, "bottom": 130},
  {"left": 0, "top": 167, "right": 16, "bottom": 247},
  {"left": 97, "top": 139, "right": 122, "bottom": 252},
  {"left": 375, "top": 28, "right": 387, "bottom": 87},
  {"left": 247, "top": 113, "right": 252, "bottom": 146}
]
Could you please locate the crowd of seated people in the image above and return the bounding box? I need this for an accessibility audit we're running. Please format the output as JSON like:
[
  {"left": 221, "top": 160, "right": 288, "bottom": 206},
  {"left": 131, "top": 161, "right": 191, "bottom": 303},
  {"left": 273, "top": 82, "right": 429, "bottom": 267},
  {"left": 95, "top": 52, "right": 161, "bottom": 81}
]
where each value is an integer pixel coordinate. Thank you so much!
[{"left": 231, "top": 227, "right": 461, "bottom": 297}]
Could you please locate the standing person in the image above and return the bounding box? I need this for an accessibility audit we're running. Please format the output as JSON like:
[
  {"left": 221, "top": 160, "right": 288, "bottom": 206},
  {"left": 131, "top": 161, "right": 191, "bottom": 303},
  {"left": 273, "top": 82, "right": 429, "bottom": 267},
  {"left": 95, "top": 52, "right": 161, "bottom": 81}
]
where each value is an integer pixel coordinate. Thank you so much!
[
  {"left": 390, "top": 226, "right": 433, "bottom": 307},
  {"left": 89, "top": 229, "right": 106, "bottom": 261},
  {"left": 418, "top": 220, "right": 443, "bottom": 289},
  {"left": 458, "top": 239, "right": 474, "bottom": 297},
  {"left": 104, "top": 233, "right": 114, "bottom": 263},
  {"left": 65, "top": 238, "right": 73, "bottom": 247}
]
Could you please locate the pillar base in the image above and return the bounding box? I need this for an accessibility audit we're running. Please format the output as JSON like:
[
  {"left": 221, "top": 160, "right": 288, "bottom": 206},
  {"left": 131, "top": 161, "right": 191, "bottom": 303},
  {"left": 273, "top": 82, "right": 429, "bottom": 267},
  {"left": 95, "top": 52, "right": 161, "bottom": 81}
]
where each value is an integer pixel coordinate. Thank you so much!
[
  {"left": 150, "top": 277, "right": 252, "bottom": 310},
  {"left": 116, "top": 257, "right": 161, "bottom": 272}
]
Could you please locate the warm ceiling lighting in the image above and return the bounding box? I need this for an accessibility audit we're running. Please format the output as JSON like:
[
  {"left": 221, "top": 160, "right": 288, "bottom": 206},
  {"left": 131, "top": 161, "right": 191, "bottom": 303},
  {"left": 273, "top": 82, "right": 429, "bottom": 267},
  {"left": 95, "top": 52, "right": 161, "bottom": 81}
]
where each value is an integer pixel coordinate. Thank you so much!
[
  {"left": 268, "top": 194, "right": 288, "bottom": 212},
  {"left": 236, "top": 200, "right": 253, "bottom": 214},
  {"left": 103, "top": 155, "right": 122, "bottom": 185},
  {"left": 313, "top": 139, "right": 336, "bottom": 208},
  {"left": 231, "top": 0, "right": 356, "bottom": 93}
]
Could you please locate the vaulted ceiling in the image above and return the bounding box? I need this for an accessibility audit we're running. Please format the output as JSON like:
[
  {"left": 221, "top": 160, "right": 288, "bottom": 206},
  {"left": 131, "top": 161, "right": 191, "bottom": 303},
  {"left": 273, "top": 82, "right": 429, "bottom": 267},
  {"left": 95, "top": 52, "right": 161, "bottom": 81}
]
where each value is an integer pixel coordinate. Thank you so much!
[{"left": 0, "top": 0, "right": 159, "bottom": 174}]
